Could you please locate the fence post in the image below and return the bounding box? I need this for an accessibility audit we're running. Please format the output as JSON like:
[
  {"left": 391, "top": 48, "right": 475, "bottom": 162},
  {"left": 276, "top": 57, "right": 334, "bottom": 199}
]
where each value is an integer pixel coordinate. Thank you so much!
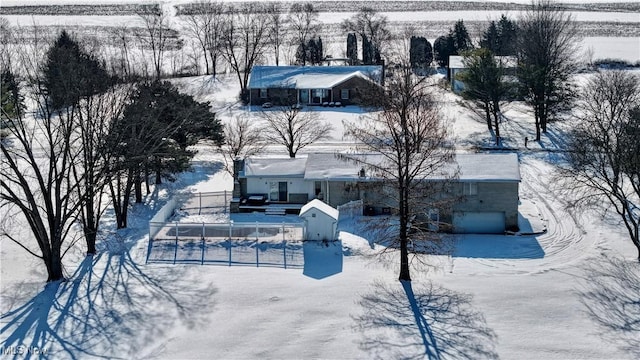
[
  {"left": 199, "top": 192, "right": 202, "bottom": 215},
  {"left": 256, "top": 242, "right": 259, "bottom": 267},
  {"left": 173, "top": 222, "right": 179, "bottom": 265},
  {"left": 224, "top": 190, "right": 227, "bottom": 213},
  {"left": 256, "top": 222, "right": 259, "bottom": 242},
  {"left": 146, "top": 224, "right": 153, "bottom": 264},
  {"left": 201, "top": 222, "right": 206, "bottom": 265},
  {"left": 228, "top": 221, "right": 232, "bottom": 266},
  {"left": 283, "top": 240, "right": 287, "bottom": 269}
]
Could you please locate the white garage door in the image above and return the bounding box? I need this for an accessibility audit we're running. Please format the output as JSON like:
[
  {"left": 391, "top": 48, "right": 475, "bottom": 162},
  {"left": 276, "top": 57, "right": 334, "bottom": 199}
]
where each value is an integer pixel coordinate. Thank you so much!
[{"left": 453, "top": 211, "right": 506, "bottom": 234}]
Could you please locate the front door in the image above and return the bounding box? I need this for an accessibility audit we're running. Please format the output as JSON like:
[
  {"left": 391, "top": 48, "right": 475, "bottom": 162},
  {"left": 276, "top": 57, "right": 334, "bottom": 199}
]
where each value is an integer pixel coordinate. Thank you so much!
[
  {"left": 299, "top": 89, "right": 309, "bottom": 104},
  {"left": 278, "top": 181, "right": 288, "bottom": 202}
]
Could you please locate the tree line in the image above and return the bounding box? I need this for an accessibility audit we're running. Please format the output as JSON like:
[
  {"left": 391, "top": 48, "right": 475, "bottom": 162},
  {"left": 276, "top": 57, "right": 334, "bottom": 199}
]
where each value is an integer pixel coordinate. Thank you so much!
[{"left": 1, "top": 30, "right": 223, "bottom": 281}]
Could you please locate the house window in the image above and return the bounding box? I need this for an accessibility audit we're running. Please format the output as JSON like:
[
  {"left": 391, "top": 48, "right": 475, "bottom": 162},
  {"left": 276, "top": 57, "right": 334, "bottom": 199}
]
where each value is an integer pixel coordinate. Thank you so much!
[
  {"left": 341, "top": 89, "right": 349, "bottom": 100},
  {"left": 260, "top": 88, "right": 267, "bottom": 98},
  {"left": 463, "top": 182, "right": 478, "bottom": 196}
]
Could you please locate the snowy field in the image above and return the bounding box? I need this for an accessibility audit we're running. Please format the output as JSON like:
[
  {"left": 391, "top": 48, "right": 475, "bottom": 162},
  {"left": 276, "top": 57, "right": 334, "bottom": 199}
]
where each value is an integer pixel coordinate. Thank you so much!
[
  {"left": 1, "top": 1, "right": 640, "bottom": 359},
  {"left": 2, "top": 69, "right": 639, "bottom": 359}
]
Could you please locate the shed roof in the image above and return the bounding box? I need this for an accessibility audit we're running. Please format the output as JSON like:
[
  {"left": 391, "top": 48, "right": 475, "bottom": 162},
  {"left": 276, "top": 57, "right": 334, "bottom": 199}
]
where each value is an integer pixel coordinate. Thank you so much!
[
  {"left": 248, "top": 66, "right": 382, "bottom": 89},
  {"left": 299, "top": 199, "right": 339, "bottom": 220}
]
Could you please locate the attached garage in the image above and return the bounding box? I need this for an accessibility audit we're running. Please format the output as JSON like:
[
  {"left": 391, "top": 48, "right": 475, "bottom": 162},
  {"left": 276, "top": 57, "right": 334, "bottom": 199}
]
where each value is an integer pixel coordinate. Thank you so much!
[{"left": 453, "top": 211, "right": 506, "bottom": 234}]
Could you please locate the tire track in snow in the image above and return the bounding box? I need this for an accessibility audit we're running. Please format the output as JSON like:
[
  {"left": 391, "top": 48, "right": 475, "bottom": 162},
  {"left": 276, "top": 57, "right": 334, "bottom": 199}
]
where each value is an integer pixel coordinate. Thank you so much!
[{"left": 457, "top": 154, "right": 597, "bottom": 275}]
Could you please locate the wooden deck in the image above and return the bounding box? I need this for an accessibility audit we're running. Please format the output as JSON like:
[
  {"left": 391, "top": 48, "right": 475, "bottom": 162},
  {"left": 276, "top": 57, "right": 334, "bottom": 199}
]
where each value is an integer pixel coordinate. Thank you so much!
[{"left": 239, "top": 203, "right": 304, "bottom": 214}]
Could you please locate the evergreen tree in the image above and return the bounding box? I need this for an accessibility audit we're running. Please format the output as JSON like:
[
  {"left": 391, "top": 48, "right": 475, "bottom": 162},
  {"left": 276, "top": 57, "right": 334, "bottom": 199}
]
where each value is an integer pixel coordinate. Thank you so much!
[
  {"left": 43, "top": 30, "right": 112, "bottom": 109},
  {"left": 434, "top": 34, "right": 455, "bottom": 67},
  {"left": 295, "top": 43, "right": 307, "bottom": 65},
  {"left": 409, "top": 36, "right": 433, "bottom": 70},
  {"left": 452, "top": 20, "right": 473, "bottom": 52},
  {"left": 347, "top": 33, "right": 358, "bottom": 65},
  {"left": 458, "top": 48, "right": 513, "bottom": 144},
  {"left": 480, "top": 21, "right": 500, "bottom": 53},
  {"left": 497, "top": 15, "right": 518, "bottom": 56},
  {"left": 109, "top": 81, "right": 223, "bottom": 228},
  {"left": 1, "top": 70, "right": 24, "bottom": 122},
  {"left": 481, "top": 16, "right": 518, "bottom": 56},
  {"left": 362, "top": 35, "right": 373, "bottom": 65},
  {"left": 307, "top": 36, "right": 323, "bottom": 65}
]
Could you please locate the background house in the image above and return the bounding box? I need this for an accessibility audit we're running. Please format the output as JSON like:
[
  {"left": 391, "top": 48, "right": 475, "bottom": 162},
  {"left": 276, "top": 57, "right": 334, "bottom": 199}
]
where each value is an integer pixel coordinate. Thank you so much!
[
  {"left": 248, "top": 66, "right": 383, "bottom": 106},
  {"left": 234, "top": 153, "right": 520, "bottom": 233},
  {"left": 449, "top": 55, "right": 517, "bottom": 94}
]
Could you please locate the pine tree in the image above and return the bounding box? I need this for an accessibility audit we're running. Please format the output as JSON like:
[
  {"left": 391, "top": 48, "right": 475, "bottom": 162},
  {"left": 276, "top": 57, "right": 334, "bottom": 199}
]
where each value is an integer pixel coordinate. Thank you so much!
[
  {"left": 307, "top": 36, "right": 323, "bottom": 65},
  {"left": 434, "top": 34, "right": 456, "bottom": 67},
  {"left": 43, "top": 30, "right": 112, "bottom": 109},
  {"left": 409, "top": 36, "right": 433, "bottom": 70},
  {"left": 497, "top": 15, "right": 518, "bottom": 56},
  {"left": 452, "top": 20, "right": 473, "bottom": 53},
  {"left": 1, "top": 70, "right": 24, "bottom": 121},
  {"left": 480, "top": 21, "right": 500, "bottom": 53},
  {"left": 347, "top": 33, "right": 358, "bottom": 65},
  {"left": 362, "top": 35, "right": 373, "bottom": 65}
]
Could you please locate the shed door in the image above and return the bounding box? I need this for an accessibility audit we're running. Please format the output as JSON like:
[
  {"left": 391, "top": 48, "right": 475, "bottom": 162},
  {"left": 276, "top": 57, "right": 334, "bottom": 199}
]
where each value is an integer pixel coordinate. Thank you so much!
[{"left": 453, "top": 211, "right": 505, "bottom": 234}]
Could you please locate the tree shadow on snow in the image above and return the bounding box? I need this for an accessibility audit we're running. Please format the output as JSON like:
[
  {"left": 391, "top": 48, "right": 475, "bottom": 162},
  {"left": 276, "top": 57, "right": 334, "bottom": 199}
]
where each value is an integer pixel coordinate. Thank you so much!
[
  {"left": 353, "top": 280, "right": 498, "bottom": 360},
  {"left": 0, "top": 237, "right": 217, "bottom": 359},
  {"left": 577, "top": 255, "right": 640, "bottom": 358}
]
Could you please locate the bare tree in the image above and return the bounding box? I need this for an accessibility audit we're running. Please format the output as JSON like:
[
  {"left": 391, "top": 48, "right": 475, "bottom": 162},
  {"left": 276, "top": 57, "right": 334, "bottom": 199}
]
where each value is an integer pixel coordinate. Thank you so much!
[
  {"left": 137, "top": 7, "right": 171, "bottom": 80},
  {"left": 288, "top": 2, "right": 319, "bottom": 66},
  {"left": 216, "top": 115, "right": 266, "bottom": 175},
  {"left": 266, "top": 3, "right": 288, "bottom": 66},
  {"left": 342, "top": 66, "right": 456, "bottom": 281},
  {"left": 517, "top": 0, "right": 580, "bottom": 141},
  {"left": 109, "top": 26, "right": 134, "bottom": 79},
  {"left": 560, "top": 70, "right": 640, "bottom": 261},
  {"left": 0, "top": 47, "right": 81, "bottom": 282},
  {"left": 180, "top": 0, "right": 225, "bottom": 76},
  {"left": 341, "top": 7, "right": 391, "bottom": 64},
  {"left": 0, "top": 17, "right": 13, "bottom": 72},
  {"left": 261, "top": 106, "right": 333, "bottom": 158},
  {"left": 220, "top": 5, "right": 270, "bottom": 102},
  {"left": 72, "top": 85, "right": 132, "bottom": 253}
]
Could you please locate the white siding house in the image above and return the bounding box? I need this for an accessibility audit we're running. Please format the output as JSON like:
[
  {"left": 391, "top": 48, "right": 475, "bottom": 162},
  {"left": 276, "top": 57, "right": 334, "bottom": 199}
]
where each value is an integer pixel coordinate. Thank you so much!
[{"left": 234, "top": 153, "right": 521, "bottom": 234}]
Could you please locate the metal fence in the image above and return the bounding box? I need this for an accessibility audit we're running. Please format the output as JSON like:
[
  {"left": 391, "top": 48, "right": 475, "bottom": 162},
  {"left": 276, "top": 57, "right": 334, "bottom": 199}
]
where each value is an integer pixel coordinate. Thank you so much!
[
  {"left": 145, "top": 239, "right": 303, "bottom": 268},
  {"left": 178, "top": 191, "right": 231, "bottom": 215},
  {"left": 146, "top": 221, "right": 306, "bottom": 267}
]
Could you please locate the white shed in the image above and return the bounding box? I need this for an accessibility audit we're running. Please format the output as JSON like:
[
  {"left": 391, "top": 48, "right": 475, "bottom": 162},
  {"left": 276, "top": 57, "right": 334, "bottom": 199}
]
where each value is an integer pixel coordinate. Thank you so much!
[{"left": 299, "top": 199, "right": 339, "bottom": 241}]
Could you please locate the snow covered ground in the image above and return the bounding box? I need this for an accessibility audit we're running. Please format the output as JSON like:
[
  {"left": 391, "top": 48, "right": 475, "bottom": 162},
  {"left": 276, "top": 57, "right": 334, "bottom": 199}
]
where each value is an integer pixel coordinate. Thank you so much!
[
  {"left": 1, "top": 1, "right": 640, "bottom": 359},
  {"left": 2, "top": 70, "right": 639, "bottom": 359}
]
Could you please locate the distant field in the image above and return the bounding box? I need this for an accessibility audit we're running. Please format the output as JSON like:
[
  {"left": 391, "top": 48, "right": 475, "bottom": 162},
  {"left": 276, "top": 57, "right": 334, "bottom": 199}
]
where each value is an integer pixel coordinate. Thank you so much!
[
  {"left": 1, "top": 1, "right": 639, "bottom": 15},
  {"left": 1, "top": 0, "right": 638, "bottom": 65}
]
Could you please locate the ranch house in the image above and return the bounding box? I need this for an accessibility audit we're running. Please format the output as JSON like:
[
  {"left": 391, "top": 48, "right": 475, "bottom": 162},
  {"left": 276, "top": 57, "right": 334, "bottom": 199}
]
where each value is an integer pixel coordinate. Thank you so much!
[
  {"left": 231, "top": 153, "right": 521, "bottom": 234},
  {"left": 247, "top": 65, "right": 383, "bottom": 107}
]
